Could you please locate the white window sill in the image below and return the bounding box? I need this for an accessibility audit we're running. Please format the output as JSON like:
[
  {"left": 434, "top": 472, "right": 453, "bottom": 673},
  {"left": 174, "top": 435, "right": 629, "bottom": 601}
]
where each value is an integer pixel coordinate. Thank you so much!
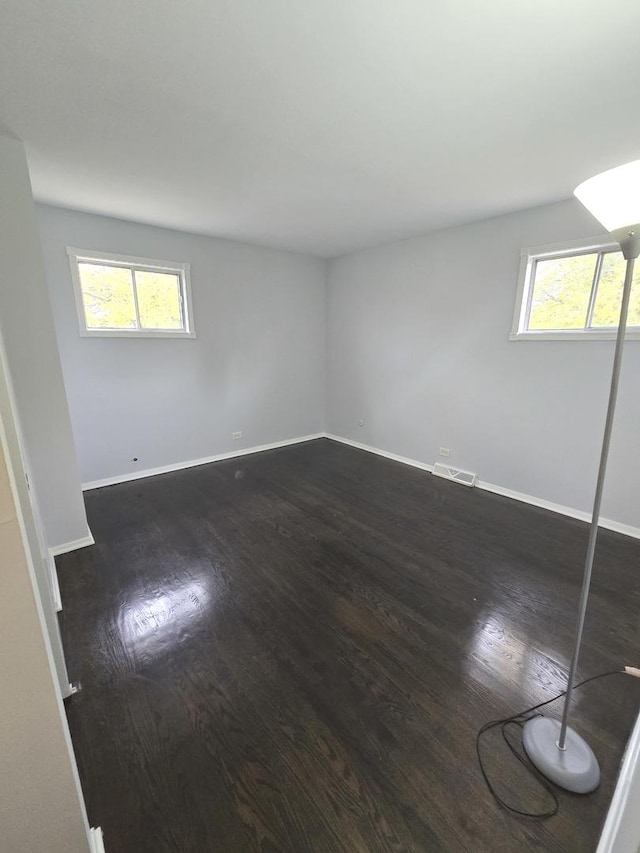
[
  {"left": 79, "top": 329, "right": 196, "bottom": 339},
  {"left": 509, "top": 331, "right": 640, "bottom": 342}
]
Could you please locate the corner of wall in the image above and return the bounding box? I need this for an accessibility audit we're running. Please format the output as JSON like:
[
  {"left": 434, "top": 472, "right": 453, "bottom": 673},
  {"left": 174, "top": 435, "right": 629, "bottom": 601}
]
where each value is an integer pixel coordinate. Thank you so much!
[
  {"left": 321, "top": 256, "right": 332, "bottom": 435},
  {"left": 0, "top": 135, "right": 90, "bottom": 551}
]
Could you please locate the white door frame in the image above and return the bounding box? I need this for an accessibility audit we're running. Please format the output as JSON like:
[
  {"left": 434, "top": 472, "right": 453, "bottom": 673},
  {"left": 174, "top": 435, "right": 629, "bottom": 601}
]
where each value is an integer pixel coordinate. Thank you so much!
[
  {"left": 0, "top": 326, "right": 104, "bottom": 850},
  {"left": 597, "top": 710, "right": 640, "bottom": 853},
  {"left": 0, "top": 323, "right": 72, "bottom": 696}
]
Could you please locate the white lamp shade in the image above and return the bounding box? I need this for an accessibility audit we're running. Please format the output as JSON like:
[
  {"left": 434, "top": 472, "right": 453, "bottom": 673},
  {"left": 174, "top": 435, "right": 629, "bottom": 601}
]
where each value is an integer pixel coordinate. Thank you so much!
[{"left": 574, "top": 159, "right": 640, "bottom": 232}]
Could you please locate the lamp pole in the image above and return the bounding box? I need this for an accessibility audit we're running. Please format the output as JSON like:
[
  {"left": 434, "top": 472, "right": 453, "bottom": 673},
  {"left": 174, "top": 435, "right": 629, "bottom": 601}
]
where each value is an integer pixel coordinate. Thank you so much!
[{"left": 558, "top": 251, "right": 636, "bottom": 750}]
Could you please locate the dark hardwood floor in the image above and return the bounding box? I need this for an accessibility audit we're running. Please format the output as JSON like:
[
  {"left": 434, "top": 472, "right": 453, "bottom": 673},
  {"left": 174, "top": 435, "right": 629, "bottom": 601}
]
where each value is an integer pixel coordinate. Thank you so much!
[{"left": 57, "top": 438, "right": 640, "bottom": 852}]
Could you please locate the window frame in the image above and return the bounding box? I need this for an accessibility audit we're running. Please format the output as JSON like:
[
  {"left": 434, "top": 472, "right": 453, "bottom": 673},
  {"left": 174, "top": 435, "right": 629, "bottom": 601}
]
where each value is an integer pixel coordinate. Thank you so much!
[
  {"left": 509, "top": 235, "right": 640, "bottom": 341},
  {"left": 66, "top": 247, "right": 195, "bottom": 339}
]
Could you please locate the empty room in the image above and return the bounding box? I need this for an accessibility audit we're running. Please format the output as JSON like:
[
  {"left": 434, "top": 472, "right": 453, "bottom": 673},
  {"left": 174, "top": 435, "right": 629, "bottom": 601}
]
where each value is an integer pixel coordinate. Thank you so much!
[{"left": 2, "top": 2, "right": 640, "bottom": 852}]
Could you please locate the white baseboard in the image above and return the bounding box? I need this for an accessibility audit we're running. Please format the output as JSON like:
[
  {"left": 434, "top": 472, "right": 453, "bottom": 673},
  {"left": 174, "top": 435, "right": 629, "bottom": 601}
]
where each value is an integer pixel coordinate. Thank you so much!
[
  {"left": 476, "top": 480, "right": 640, "bottom": 540},
  {"left": 597, "top": 711, "right": 640, "bottom": 853},
  {"left": 49, "top": 527, "right": 95, "bottom": 556},
  {"left": 45, "top": 550, "right": 63, "bottom": 611},
  {"left": 89, "top": 827, "right": 106, "bottom": 853},
  {"left": 81, "top": 433, "right": 325, "bottom": 491},
  {"left": 76, "top": 431, "right": 640, "bottom": 540},
  {"left": 325, "top": 433, "right": 640, "bottom": 540},
  {"left": 324, "top": 433, "right": 435, "bottom": 473}
]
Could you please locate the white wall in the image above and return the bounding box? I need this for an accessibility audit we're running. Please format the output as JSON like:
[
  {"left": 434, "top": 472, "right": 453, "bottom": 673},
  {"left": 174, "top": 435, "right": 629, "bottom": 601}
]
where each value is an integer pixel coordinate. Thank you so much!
[
  {"left": 36, "top": 196, "right": 640, "bottom": 530},
  {"left": 0, "top": 135, "right": 89, "bottom": 549},
  {"left": 327, "top": 199, "right": 640, "bottom": 529},
  {"left": 38, "top": 205, "right": 327, "bottom": 485}
]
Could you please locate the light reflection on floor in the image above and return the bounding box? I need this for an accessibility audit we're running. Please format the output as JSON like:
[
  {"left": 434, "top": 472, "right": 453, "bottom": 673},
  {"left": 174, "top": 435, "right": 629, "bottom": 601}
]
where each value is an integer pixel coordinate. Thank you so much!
[
  {"left": 467, "top": 608, "right": 568, "bottom": 697},
  {"left": 117, "top": 573, "right": 213, "bottom": 659}
]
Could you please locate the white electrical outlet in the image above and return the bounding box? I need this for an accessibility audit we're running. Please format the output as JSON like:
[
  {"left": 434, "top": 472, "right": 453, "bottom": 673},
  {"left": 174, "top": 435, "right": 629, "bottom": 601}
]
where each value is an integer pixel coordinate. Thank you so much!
[
  {"left": 439, "top": 447, "right": 451, "bottom": 457},
  {"left": 232, "top": 431, "right": 243, "bottom": 440}
]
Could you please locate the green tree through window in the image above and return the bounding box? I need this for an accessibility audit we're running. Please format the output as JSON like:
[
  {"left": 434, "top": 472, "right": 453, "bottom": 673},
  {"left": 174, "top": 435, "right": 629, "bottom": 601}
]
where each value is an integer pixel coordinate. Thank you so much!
[
  {"left": 524, "top": 248, "right": 640, "bottom": 333},
  {"left": 68, "top": 249, "right": 194, "bottom": 338}
]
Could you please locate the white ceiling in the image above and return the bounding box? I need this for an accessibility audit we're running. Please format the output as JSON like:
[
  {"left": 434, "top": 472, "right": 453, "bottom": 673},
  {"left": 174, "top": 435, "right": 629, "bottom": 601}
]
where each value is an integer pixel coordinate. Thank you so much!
[{"left": 1, "top": 1, "right": 640, "bottom": 257}]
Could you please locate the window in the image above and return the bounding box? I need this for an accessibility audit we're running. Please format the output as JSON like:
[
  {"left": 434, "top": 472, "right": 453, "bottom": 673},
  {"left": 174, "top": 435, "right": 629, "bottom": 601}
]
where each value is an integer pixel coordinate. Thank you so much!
[
  {"left": 510, "top": 237, "right": 640, "bottom": 340},
  {"left": 67, "top": 248, "right": 195, "bottom": 338}
]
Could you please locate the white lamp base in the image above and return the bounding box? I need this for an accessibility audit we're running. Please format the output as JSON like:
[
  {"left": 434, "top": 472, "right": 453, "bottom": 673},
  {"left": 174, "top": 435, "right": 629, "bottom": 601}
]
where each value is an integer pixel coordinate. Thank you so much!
[{"left": 522, "top": 716, "right": 600, "bottom": 794}]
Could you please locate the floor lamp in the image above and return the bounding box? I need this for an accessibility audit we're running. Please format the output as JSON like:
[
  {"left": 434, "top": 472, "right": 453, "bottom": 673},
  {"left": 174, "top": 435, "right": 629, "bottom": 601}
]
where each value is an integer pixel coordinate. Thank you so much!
[{"left": 523, "top": 160, "right": 640, "bottom": 793}]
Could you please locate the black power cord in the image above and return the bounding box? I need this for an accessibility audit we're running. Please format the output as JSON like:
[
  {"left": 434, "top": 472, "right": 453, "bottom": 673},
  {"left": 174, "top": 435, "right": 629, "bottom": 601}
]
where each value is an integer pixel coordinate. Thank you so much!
[{"left": 476, "top": 670, "right": 627, "bottom": 819}]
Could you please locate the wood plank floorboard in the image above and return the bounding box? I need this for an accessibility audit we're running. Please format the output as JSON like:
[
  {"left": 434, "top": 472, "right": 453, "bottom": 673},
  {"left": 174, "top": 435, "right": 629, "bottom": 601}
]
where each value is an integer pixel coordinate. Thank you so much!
[{"left": 57, "top": 438, "right": 640, "bottom": 852}]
